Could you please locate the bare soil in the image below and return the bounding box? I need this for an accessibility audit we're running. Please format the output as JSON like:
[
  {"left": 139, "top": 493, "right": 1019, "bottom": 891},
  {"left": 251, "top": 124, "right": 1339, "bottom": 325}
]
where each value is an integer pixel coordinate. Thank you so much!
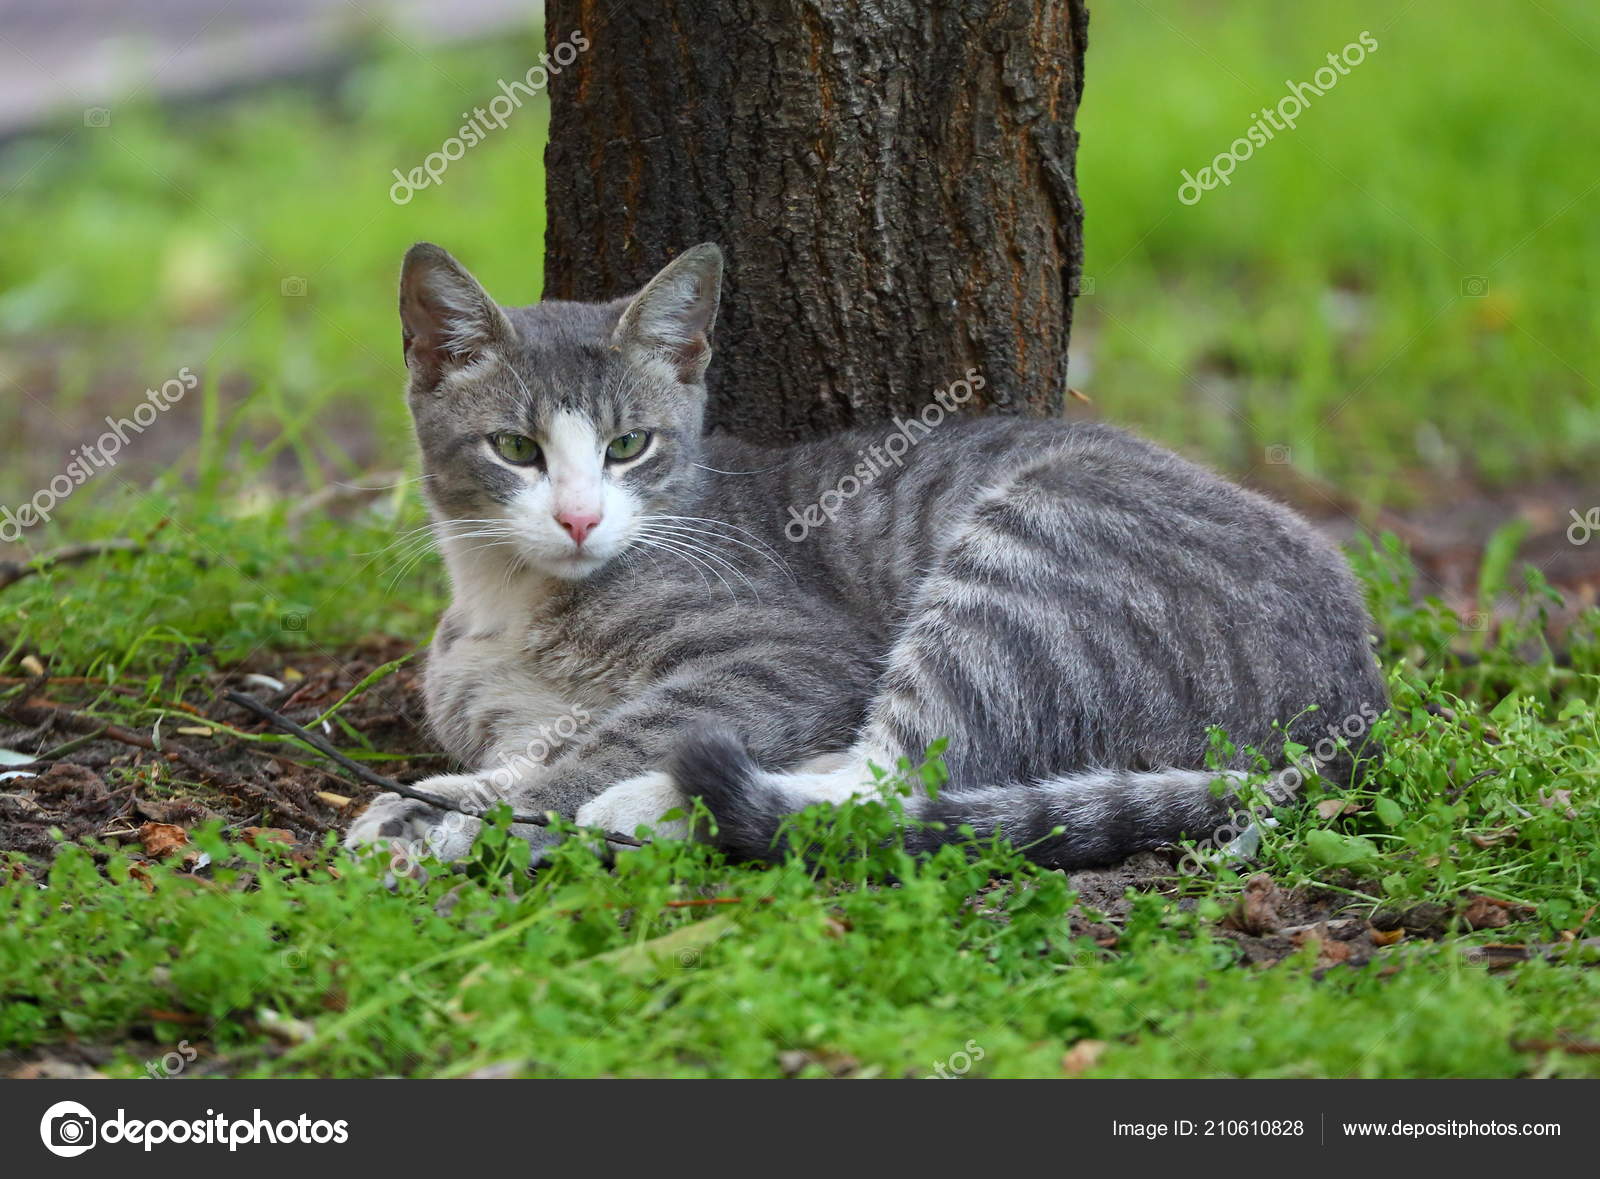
[{"left": 0, "top": 636, "right": 434, "bottom": 862}]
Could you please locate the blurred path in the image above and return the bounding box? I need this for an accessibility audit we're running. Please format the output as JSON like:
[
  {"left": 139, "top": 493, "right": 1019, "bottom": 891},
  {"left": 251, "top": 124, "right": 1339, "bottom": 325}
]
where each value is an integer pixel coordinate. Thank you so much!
[{"left": 0, "top": 0, "right": 540, "bottom": 136}]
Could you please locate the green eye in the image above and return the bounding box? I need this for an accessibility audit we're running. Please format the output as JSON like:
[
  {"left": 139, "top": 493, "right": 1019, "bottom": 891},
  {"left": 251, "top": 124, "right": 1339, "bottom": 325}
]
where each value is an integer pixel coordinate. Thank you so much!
[
  {"left": 490, "top": 432, "right": 540, "bottom": 465},
  {"left": 606, "top": 430, "right": 651, "bottom": 462}
]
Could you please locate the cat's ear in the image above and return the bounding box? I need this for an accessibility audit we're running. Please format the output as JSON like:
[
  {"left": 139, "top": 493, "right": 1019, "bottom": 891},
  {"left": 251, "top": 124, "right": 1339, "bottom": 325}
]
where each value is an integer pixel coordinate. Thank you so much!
[
  {"left": 612, "top": 244, "right": 723, "bottom": 384},
  {"left": 398, "top": 243, "right": 514, "bottom": 388}
]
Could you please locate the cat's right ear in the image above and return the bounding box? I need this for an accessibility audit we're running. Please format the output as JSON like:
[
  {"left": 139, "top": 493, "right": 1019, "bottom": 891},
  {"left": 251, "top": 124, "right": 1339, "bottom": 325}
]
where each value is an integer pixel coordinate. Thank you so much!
[{"left": 398, "top": 243, "right": 514, "bottom": 389}]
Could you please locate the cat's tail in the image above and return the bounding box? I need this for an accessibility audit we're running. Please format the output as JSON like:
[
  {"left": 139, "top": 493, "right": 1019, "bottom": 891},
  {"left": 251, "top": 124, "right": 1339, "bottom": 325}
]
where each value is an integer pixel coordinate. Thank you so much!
[{"left": 669, "top": 727, "right": 1250, "bottom": 871}]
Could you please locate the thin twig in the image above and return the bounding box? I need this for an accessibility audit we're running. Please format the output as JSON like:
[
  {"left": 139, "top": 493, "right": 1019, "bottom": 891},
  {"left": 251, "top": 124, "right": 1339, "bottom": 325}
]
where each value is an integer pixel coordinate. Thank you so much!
[
  {"left": 0, "top": 677, "right": 205, "bottom": 714},
  {"left": 222, "top": 690, "right": 645, "bottom": 849},
  {"left": 0, "top": 540, "right": 144, "bottom": 591},
  {"left": 7, "top": 696, "right": 169, "bottom": 758},
  {"left": 3, "top": 694, "right": 320, "bottom": 827},
  {"left": 1510, "top": 1038, "right": 1600, "bottom": 1056},
  {"left": 1446, "top": 767, "right": 1503, "bottom": 802}
]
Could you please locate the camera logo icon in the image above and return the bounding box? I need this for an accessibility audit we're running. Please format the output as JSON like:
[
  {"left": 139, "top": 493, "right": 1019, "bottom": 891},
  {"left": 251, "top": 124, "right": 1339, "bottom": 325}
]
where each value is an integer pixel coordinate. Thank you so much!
[{"left": 40, "top": 1100, "right": 97, "bottom": 1157}]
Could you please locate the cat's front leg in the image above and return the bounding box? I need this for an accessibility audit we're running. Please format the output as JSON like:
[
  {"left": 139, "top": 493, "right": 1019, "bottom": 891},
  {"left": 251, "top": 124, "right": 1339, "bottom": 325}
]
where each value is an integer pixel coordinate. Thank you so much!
[
  {"left": 518, "top": 670, "right": 867, "bottom": 842},
  {"left": 342, "top": 773, "right": 488, "bottom": 862},
  {"left": 342, "top": 763, "right": 676, "bottom": 867},
  {"left": 345, "top": 705, "right": 600, "bottom": 860},
  {"left": 575, "top": 771, "right": 692, "bottom": 841},
  {"left": 343, "top": 767, "right": 562, "bottom": 863}
]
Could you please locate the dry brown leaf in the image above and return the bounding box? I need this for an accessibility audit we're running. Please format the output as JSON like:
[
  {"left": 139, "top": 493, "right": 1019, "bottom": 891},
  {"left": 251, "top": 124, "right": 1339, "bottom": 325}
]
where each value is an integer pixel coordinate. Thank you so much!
[
  {"left": 778, "top": 1048, "right": 860, "bottom": 1078},
  {"left": 243, "top": 827, "right": 296, "bottom": 850},
  {"left": 1510, "top": 1037, "right": 1600, "bottom": 1057},
  {"left": 144, "top": 1007, "right": 205, "bottom": 1026},
  {"left": 1565, "top": 904, "right": 1599, "bottom": 942},
  {"left": 1462, "top": 896, "right": 1513, "bottom": 930},
  {"left": 1315, "top": 799, "right": 1363, "bottom": 819},
  {"left": 33, "top": 763, "right": 105, "bottom": 799},
  {"left": 134, "top": 797, "right": 207, "bottom": 825},
  {"left": 1539, "top": 789, "right": 1577, "bottom": 820},
  {"left": 1062, "top": 1039, "right": 1107, "bottom": 1076},
  {"left": 1468, "top": 826, "right": 1518, "bottom": 849},
  {"left": 1292, "top": 925, "right": 1353, "bottom": 967},
  {"left": 139, "top": 821, "right": 189, "bottom": 859},
  {"left": 1227, "top": 873, "right": 1283, "bottom": 935}
]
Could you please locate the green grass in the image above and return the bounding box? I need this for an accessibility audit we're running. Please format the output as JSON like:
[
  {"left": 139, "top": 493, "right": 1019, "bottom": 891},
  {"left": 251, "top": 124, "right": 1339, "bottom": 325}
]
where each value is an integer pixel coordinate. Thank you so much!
[
  {"left": 0, "top": 26, "right": 550, "bottom": 515},
  {"left": 5, "top": 813, "right": 1596, "bottom": 1079},
  {"left": 1075, "top": 0, "right": 1600, "bottom": 500},
  {"left": 3, "top": 546, "right": 1598, "bottom": 1078},
  {"left": 2, "top": 2, "right": 1599, "bottom": 1078},
  {"left": 0, "top": 492, "right": 444, "bottom": 679}
]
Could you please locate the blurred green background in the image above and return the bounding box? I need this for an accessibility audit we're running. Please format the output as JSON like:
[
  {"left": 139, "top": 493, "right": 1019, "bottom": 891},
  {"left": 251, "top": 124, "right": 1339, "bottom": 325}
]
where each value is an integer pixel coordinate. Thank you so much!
[{"left": 0, "top": 0, "right": 1595, "bottom": 670}]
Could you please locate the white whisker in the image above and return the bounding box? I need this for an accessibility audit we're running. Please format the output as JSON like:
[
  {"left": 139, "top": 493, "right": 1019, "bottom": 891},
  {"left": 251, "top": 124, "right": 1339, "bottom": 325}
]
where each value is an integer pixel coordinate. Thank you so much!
[
  {"left": 629, "top": 535, "right": 741, "bottom": 600},
  {"left": 634, "top": 527, "right": 759, "bottom": 600},
  {"left": 642, "top": 517, "right": 794, "bottom": 581}
]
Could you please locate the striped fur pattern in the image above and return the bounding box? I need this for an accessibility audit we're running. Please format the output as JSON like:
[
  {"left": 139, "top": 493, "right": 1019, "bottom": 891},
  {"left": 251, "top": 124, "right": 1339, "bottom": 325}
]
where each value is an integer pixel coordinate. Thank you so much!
[{"left": 344, "top": 242, "right": 1386, "bottom": 869}]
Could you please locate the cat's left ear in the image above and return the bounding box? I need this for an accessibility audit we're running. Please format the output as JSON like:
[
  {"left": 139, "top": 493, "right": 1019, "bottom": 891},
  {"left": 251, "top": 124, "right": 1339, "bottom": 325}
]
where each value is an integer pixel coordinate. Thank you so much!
[{"left": 612, "top": 244, "right": 723, "bottom": 384}]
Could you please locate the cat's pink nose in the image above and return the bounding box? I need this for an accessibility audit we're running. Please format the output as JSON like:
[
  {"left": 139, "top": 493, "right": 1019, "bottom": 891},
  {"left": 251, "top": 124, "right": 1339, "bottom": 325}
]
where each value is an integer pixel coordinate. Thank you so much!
[{"left": 556, "top": 510, "right": 601, "bottom": 546}]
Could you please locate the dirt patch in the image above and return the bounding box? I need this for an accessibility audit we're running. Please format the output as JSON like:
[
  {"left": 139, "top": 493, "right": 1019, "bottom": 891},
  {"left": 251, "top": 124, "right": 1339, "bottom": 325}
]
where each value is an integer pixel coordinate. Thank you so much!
[
  {"left": 1058, "top": 857, "right": 1559, "bottom": 974},
  {"left": 1255, "top": 468, "right": 1600, "bottom": 631},
  {"left": 0, "top": 637, "right": 437, "bottom": 866}
]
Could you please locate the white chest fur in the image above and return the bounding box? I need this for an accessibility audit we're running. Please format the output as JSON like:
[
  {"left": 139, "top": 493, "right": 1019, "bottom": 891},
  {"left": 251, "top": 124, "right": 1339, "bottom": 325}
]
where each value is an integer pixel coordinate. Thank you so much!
[{"left": 425, "top": 539, "right": 599, "bottom": 763}]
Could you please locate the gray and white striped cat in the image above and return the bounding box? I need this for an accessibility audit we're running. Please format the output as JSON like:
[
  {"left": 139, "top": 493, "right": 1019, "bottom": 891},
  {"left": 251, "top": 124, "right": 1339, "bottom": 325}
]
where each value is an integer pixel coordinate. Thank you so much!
[{"left": 345, "top": 242, "right": 1386, "bottom": 868}]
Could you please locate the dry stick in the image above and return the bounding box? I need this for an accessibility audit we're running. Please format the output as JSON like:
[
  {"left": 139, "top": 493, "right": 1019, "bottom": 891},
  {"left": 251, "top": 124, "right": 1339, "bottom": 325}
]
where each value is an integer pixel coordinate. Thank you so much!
[
  {"left": 4, "top": 695, "right": 320, "bottom": 827},
  {"left": 222, "top": 690, "right": 645, "bottom": 849},
  {"left": 0, "top": 677, "right": 205, "bottom": 714},
  {"left": 0, "top": 540, "right": 145, "bottom": 591},
  {"left": 1510, "top": 1038, "right": 1600, "bottom": 1057}
]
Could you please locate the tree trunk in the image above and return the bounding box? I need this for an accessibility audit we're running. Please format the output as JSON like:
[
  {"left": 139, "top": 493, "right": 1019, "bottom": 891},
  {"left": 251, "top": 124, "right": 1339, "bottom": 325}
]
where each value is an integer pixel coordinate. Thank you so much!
[{"left": 543, "top": 0, "right": 1088, "bottom": 443}]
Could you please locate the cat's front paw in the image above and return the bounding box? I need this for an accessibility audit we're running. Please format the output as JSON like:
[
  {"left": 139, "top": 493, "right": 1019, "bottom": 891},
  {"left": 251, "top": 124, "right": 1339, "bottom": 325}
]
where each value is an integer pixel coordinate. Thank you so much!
[
  {"left": 343, "top": 773, "right": 486, "bottom": 863},
  {"left": 577, "top": 771, "right": 690, "bottom": 841}
]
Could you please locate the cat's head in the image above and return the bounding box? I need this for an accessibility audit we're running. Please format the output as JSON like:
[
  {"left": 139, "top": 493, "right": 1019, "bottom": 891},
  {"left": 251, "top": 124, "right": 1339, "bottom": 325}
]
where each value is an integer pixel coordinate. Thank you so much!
[{"left": 398, "top": 243, "right": 722, "bottom": 581}]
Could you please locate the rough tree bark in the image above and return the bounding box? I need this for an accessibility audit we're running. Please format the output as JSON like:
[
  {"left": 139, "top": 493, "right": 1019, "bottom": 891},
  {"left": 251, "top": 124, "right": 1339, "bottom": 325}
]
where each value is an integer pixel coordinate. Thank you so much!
[{"left": 543, "top": 0, "right": 1088, "bottom": 443}]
